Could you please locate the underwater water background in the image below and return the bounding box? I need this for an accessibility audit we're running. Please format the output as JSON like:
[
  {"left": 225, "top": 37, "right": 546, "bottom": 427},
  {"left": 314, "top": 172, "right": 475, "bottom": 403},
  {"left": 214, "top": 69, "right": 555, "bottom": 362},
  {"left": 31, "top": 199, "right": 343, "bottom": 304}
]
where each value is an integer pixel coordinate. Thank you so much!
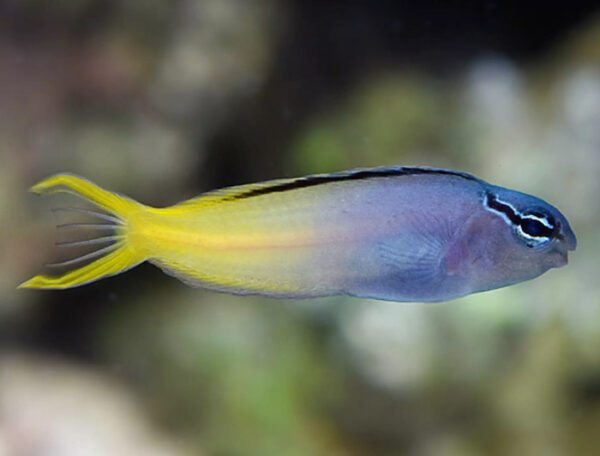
[{"left": 2, "top": 1, "right": 600, "bottom": 455}]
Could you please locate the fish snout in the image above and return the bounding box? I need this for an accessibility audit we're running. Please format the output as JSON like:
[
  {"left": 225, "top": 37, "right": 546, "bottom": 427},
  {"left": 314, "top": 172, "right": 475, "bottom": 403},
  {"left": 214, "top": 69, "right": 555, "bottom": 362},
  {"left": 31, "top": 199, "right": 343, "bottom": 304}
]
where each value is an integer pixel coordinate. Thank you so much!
[
  {"left": 558, "top": 221, "right": 577, "bottom": 251},
  {"left": 564, "top": 230, "right": 577, "bottom": 251}
]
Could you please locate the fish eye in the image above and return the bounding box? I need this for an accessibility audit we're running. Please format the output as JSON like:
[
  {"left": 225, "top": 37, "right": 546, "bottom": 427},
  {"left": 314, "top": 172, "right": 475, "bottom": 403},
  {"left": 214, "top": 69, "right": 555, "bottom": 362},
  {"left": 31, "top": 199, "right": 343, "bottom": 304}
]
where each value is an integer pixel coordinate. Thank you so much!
[
  {"left": 514, "top": 210, "right": 556, "bottom": 248},
  {"left": 521, "top": 219, "right": 550, "bottom": 237}
]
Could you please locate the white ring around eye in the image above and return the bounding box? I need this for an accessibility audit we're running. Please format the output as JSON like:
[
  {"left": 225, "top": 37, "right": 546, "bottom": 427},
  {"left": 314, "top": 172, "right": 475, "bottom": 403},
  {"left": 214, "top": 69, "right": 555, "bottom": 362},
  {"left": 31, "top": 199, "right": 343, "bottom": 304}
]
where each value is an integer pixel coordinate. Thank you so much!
[
  {"left": 514, "top": 224, "right": 552, "bottom": 247},
  {"left": 520, "top": 213, "right": 554, "bottom": 229}
]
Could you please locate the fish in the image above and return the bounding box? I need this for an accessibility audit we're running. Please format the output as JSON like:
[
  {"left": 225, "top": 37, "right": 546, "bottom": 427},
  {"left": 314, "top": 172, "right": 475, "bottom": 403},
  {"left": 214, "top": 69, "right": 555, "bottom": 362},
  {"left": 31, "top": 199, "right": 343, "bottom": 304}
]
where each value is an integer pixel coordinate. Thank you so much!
[{"left": 18, "top": 167, "right": 577, "bottom": 302}]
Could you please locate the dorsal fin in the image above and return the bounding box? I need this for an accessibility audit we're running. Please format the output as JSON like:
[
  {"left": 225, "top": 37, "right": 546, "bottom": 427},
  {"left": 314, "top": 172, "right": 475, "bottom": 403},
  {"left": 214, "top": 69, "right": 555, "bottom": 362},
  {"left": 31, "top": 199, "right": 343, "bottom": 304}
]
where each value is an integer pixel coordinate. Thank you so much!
[{"left": 172, "top": 166, "right": 481, "bottom": 210}]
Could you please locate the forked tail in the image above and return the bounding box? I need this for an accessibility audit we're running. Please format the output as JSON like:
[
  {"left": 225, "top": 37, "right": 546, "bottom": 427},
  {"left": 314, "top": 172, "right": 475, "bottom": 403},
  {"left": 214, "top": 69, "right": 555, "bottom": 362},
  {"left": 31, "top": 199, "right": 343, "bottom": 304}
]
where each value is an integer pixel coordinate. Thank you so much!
[{"left": 19, "top": 174, "right": 146, "bottom": 289}]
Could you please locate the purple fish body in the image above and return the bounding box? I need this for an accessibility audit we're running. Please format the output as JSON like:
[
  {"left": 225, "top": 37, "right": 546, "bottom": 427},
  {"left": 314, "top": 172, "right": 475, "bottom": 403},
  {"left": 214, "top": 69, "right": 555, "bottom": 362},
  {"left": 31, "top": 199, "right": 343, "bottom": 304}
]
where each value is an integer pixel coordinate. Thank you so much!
[{"left": 332, "top": 174, "right": 484, "bottom": 301}]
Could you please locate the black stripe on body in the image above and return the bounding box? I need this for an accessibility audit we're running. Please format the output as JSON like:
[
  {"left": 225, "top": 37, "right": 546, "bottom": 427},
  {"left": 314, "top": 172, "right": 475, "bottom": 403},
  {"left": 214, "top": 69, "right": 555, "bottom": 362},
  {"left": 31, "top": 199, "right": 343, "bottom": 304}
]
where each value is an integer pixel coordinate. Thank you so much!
[{"left": 225, "top": 167, "right": 480, "bottom": 201}]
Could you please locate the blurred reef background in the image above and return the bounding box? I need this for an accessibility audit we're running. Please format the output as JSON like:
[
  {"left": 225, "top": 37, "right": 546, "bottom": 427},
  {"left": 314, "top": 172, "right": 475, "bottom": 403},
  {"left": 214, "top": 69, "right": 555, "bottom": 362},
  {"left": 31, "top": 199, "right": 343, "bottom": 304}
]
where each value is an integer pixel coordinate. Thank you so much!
[{"left": 2, "top": 1, "right": 600, "bottom": 455}]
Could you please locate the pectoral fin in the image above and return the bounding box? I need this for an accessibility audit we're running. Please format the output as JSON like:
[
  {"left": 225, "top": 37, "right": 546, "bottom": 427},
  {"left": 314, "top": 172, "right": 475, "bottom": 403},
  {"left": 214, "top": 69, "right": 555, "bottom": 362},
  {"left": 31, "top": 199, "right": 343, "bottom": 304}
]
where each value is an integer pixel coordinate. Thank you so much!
[{"left": 376, "top": 232, "right": 445, "bottom": 281}]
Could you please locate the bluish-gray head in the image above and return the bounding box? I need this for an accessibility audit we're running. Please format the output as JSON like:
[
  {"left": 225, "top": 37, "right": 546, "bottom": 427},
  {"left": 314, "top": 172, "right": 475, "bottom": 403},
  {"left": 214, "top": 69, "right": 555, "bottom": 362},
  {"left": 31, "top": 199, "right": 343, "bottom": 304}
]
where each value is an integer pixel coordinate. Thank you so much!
[{"left": 467, "top": 184, "right": 577, "bottom": 292}]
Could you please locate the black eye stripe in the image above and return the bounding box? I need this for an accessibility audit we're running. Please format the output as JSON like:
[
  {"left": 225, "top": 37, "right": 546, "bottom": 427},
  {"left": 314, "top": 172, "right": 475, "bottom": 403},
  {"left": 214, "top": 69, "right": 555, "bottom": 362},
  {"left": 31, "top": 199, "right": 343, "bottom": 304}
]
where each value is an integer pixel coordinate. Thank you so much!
[
  {"left": 484, "top": 192, "right": 556, "bottom": 240},
  {"left": 484, "top": 193, "right": 522, "bottom": 225}
]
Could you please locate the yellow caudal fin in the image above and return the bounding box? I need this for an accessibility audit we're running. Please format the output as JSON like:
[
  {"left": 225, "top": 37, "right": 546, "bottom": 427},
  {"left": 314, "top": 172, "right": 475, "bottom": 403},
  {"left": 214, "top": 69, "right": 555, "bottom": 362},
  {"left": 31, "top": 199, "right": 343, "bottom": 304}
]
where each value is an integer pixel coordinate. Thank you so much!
[{"left": 18, "top": 174, "right": 146, "bottom": 290}]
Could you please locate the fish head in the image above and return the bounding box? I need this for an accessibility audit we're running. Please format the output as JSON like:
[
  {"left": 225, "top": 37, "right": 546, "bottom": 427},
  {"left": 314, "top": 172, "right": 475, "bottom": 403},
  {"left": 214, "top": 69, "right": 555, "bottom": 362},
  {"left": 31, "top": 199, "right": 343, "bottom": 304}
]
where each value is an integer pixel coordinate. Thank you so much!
[{"left": 465, "top": 186, "right": 576, "bottom": 292}]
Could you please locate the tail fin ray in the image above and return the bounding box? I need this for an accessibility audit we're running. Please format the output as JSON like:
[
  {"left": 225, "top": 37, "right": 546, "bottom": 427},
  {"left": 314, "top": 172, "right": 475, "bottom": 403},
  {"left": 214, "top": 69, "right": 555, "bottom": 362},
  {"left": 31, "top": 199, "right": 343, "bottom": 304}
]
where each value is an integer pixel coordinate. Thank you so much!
[
  {"left": 19, "top": 174, "right": 145, "bottom": 290},
  {"left": 46, "top": 243, "right": 120, "bottom": 269}
]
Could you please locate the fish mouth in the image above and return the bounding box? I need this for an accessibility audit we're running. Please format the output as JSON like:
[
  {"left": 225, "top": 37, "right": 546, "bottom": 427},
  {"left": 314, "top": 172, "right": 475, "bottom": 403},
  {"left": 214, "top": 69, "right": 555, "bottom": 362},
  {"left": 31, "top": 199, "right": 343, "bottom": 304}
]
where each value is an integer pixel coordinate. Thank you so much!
[
  {"left": 554, "top": 251, "right": 568, "bottom": 268},
  {"left": 548, "top": 246, "right": 569, "bottom": 268}
]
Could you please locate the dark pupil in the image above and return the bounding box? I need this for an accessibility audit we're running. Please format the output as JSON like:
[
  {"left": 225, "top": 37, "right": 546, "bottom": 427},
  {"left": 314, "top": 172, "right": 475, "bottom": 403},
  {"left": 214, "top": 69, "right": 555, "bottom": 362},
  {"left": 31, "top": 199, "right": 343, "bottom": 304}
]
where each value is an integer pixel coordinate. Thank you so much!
[{"left": 521, "top": 219, "right": 553, "bottom": 238}]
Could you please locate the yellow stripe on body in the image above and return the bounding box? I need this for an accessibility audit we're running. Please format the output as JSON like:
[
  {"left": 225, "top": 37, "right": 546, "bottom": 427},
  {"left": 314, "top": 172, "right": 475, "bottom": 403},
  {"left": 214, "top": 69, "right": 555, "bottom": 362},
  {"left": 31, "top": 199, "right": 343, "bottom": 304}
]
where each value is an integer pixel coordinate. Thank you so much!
[{"left": 133, "top": 193, "right": 324, "bottom": 294}]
